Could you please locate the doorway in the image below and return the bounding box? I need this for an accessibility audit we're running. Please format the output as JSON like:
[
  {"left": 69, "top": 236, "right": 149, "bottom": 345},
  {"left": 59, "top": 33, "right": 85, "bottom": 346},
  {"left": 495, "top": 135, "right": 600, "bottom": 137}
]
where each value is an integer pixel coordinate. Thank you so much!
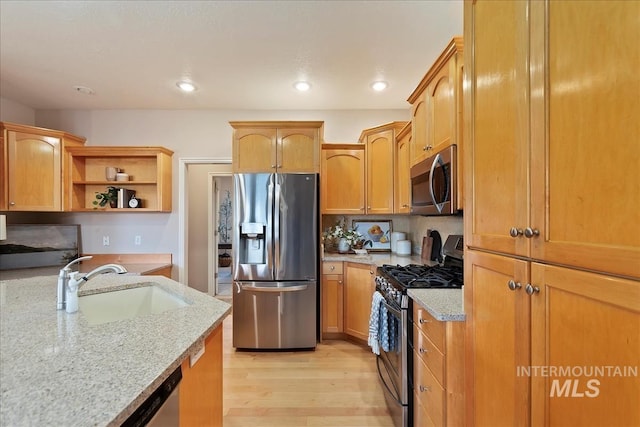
[{"left": 210, "top": 174, "right": 233, "bottom": 297}]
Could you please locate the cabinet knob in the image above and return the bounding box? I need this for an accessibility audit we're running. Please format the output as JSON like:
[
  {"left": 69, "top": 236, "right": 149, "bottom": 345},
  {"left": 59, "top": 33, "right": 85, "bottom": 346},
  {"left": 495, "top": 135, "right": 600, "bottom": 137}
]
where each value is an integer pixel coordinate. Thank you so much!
[
  {"left": 419, "top": 347, "right": 428, "bottom": 354},
  {"left": 419, "top": 385, "right": 431, "bottom": 393},
  {"left": 419, "top": 318, "right": 430, "bottom": 324},
  {"left": 422, "top": 146, "right": 428, "bottom": 151},
  {"left": 271, "top": 164, "right": 276, "bottom": 169},
  {"left": 277, "top": 164, "right": 282, "bottom": 168},
  {"left": 360, "top": 207, "right": 365, "bottom": 211},
  {"left": 338, "top": 280, "right": 343, "bottom": 285},
  {"left": 507, "top": 280, "right": 522, "bottom": 291},
  {"left": 525, "top": 284, "right": 540, "bottom": 295},
  {"left": 330, "top": 265, "right": 335, "bottom": 271},
  {"left": 524, "top": 227, "right": 540, "bottom": 238},
  {"left": 509, "top": 227, "right": 523, "bottom": 238},
  {"left": 9, "top": 201, "right": 16, "bottom": 206}
]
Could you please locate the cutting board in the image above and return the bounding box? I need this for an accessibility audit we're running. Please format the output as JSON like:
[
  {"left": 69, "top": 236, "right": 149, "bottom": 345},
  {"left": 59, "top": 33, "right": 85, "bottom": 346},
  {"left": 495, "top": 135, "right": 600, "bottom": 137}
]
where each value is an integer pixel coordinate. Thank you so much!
[{"left": 421, "top": 235, "right": 433, "bottom": 263}]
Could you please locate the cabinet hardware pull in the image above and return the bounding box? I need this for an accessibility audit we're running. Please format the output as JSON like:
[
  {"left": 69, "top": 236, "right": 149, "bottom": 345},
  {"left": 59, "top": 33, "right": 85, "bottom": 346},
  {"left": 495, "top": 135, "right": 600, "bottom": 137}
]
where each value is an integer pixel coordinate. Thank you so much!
[
  {"left": 525, "top": 284, "right": 540, "bottom": 295},
  {"left": 419, "top": 318, "right": 430, "bottom": 324},
  {"left": 509, "top": 227, "right": 523, "bottom": 238},
  {"left": 338, "top": 281, "right": 342, "bottom": 285},
  {"left": 524, "top": 227, "right": 540, "bottom": 238},
  {"left": 271, "top": 164, "right": 276, "bottom": 169},
  {"left": 507, "top": 280, "right": 522, "bottom": 291},
  {"left": 419, "top": 385, "right": 431, "bottom": 392},
  {"left": 419, "top": 347, "right": 428, "bottom": 354},
  {"left": 9, "top": 201, "right": 16, "bottom": 206},
  {"left": 330, "top": 265, "right": 335, "bottom": 271}
]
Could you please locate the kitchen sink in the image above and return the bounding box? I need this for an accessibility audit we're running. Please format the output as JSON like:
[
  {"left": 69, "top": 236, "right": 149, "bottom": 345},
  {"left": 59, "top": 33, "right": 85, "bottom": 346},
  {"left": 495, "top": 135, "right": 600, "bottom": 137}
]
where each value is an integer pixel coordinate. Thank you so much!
[{"left": 79, "top": 284, "right": 188, "bottom": 325}]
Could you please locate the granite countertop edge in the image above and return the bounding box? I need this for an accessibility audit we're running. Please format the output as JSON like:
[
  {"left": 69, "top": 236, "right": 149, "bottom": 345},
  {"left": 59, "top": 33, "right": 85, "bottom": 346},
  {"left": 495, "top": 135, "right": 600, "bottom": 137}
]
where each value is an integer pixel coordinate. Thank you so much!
[
  {"left": 0, "top": 274, "right": 231, "bottom": 427},
  {"left": 408, "top": 288, "right": 466, "bottom": 322}
]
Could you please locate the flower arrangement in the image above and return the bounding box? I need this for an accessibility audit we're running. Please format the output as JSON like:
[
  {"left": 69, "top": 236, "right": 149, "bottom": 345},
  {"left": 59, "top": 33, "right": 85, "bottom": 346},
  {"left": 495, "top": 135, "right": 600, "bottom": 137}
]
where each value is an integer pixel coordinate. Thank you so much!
[{"left": 323, "top": 220, "right": 372, "bottom": 252}]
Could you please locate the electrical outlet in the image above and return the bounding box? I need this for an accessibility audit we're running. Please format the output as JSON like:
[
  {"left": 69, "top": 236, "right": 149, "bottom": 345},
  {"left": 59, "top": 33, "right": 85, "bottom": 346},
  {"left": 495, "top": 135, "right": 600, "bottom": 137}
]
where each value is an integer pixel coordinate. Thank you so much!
[
  {"left": 103, "top": 235, "right": 110, "bottom": 246},
  {"left": 135, "top": 235, "right": 141, "bottom": 246}
]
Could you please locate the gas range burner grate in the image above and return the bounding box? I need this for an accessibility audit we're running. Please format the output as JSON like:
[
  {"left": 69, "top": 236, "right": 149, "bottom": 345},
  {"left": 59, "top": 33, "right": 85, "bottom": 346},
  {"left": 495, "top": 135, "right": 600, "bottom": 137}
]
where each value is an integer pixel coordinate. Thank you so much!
[{"left": 379, "top": 263, "right": 463, "bottom": 289}]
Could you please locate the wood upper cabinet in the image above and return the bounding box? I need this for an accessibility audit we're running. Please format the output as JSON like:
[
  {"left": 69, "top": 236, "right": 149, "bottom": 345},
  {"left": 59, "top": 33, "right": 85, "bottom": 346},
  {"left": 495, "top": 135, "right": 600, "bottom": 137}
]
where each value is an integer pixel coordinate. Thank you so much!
[
  {"left": 464, "top": 0, "right": 639, "bottom": 278},
  {"left": 343, "top": 262, "right": 375, "bottom": 342},
  {"left": 360, "top": 122, "right": 406, "bottom": 215},
  {"left": 394, "top": 122, "right": 411, "bottom": 214},
  {"left": 230, "top": 121, "right": 323, "bottom": 173},
  {"left": 66, "top": 146, "right": 173, "bottom": 212},
  {"left": 1, "top": 122, "right": 85, "bottom": 211},
  {"left": 321, "top": 261, "right": 344, "bottom": 336},
  {"left": 408, "top": 38, "right": 464, "bottom": 168},
  {"left": 320, "top": 144, "right": 365, "bottom": 214}
]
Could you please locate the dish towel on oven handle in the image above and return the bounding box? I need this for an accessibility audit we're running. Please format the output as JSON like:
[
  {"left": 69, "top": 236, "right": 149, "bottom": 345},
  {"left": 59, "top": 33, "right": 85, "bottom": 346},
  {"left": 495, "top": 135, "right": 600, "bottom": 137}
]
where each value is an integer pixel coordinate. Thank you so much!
[{"left": 368, "top": 291, "right": 385, "bottom": 355}]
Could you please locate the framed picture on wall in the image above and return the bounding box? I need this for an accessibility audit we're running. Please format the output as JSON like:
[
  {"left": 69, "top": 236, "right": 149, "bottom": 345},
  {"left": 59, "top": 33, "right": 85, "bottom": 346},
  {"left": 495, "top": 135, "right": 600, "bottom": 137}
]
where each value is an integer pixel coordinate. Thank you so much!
[
  {"left": 352, "top": 220, "right": 392, "bottom": 252},
  {"left": 0, "top": 224, "right": 80, "bottom": 270}
]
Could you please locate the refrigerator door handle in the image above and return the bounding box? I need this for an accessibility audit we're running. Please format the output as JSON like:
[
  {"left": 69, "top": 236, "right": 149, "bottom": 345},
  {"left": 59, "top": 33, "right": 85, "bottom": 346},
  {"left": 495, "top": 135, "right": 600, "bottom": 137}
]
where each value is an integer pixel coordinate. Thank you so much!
[
  {"left": 236, "top": 282, "right": 308, "bottom": 293},
  {"left": 273, "top": 177, "right": 281, "bottom": 276},
  {"left": 267, "top": 174, "right": 275, "bottom": 278}
]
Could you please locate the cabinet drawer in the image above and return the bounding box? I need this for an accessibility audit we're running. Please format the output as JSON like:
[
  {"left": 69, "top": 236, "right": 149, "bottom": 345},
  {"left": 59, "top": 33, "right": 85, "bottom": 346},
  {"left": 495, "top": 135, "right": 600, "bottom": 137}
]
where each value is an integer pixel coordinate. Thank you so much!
[
  {"left": 413, "top": 304, "right": 445, "bottom": 351},
  {"left": 414, "top": 351, "right": 445, "bottom": 426},
  {"left": 322, "top": 262, "right": 343, "bottom": 275},
  {"left": 413, "top": 326, "right": 445, "bottom": 387},
  {"left": 414, "top": 393, "right": 437, "bottom": 427}
]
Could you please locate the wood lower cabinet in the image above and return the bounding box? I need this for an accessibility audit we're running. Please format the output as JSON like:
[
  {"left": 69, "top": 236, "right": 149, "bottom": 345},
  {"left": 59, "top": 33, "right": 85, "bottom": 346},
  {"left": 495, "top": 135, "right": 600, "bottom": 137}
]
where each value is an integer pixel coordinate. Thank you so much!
[
  {"left": 66, "top": 146, "right": 173, "bottom": 212},
  {"left": 321, "top": 261, "right": 344, "bottom": 336},
  {"left": 180, "top": 324, "right": 223, "bottom": 427},
  {"left": 466, "top": 249, "right": 640, "bottom": 426},
  {"left": 394, "top": 122, "right": 411, "bottom": 214},
  {"left": 1, "top": 122, "right": 85, "bottom": 211},
  {"left": 412, "top": 303, "right": 464, "bottom": 426},
  {"left": 320, "top": 144, "right": 365, "bottom": 215},
  {"left": 230, "top": 121, "right": 323, "bottom": 173},
  {"left": 343, "top": 262, "right": 375, "bottom": 342}
]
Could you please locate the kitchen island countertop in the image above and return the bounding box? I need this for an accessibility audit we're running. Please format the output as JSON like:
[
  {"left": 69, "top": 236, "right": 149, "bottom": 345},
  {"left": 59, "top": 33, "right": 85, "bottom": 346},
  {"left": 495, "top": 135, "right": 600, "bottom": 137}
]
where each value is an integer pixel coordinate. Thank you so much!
[{"left": 0, "top": 274, "right": 231, "bottom": 426}]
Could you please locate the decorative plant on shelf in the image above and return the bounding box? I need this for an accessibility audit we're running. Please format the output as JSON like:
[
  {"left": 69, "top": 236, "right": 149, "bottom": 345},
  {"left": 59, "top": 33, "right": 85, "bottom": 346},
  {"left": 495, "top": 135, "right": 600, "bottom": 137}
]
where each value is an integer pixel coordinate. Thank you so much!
[
  {"left": 93, "top": 186, "right": 119, "bottom": 208},
  {"left": 323, "top": 219, "right": 371, "bottom": 252}
]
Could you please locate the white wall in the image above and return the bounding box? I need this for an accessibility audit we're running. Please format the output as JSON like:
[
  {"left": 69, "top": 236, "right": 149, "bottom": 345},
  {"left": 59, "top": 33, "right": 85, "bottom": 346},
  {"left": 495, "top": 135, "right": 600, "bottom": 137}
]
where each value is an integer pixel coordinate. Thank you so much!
[
  {"left": 0, "top": 97, "right": 35, "bottom": 125},
  {"left": 29, "top": 108, "right": 409, "bottom": 276}
]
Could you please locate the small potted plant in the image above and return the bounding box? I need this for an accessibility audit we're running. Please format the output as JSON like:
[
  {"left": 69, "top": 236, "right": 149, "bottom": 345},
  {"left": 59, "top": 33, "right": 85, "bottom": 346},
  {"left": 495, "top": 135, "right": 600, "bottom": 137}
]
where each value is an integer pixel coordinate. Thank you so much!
[{"left": 93, "top": 186, "right": 119, "bottom": 208}]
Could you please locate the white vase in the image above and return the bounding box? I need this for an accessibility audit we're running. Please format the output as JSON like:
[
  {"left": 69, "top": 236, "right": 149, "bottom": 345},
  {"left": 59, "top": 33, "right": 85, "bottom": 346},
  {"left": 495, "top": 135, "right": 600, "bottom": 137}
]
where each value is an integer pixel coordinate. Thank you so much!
[{"left": 338, "top": 238, "right": 350, "bottom": 253}]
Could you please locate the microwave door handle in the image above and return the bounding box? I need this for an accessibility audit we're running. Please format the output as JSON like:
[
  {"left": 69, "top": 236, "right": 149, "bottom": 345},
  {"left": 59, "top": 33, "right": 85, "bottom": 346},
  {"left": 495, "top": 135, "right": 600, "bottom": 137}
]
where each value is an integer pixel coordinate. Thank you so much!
[{"left": 429, "top": 153, "right": 442, "bottom": 213}]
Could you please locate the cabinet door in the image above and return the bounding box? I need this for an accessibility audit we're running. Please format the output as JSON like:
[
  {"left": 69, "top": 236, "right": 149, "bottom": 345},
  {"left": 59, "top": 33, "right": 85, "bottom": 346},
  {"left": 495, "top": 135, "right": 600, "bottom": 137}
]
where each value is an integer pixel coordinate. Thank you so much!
[
  {"left": 464, "top": 0, "right": 530, "bottom": 258},
  {"left": 366, "top": 130, "right": 395, "bottom": 214},
  {"left": 321, "top": 273, "right": 343, "bottom": 334},
  {"left": 428, "top": 65, "right": 454, "bottom": 155},
  {"left": 394, "top": 125, "right": 411, "bottom": 214},
  {"left": 233, "top": 128, "right": 277, "bottom": 172},
  {"left": 320, "top": 147, "right": 365, "bottom": 214},
  {"left": 466, "top": 250, "right": 530, "bottom": 426},
  {"left": 180, "top": 324, "right": 223, "bottom": 426},
  {"left": 7, "top": 130, "right": 62, "bottom": 211},
  {"left": 410, "top": 92, "right": 429, "bottom": 166},
  {"left": 277, "top": 127, "right": 318, "bottom": 173},
  {"left": 529, "top": 0, "right": 640, "bottom": 279},
  {"left": 343, "top": 262, "right": 375, "bottom": 341},
  {"left": 530, "top": 263, "right": 640, "bottom": 426}
]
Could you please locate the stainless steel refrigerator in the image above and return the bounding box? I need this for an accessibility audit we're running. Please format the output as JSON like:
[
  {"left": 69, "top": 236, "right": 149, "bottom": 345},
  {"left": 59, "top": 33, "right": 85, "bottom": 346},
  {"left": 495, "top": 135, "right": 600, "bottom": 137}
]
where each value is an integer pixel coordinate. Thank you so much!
[{"left": 232, "top": 173, "right": 318, "bottom": 350}]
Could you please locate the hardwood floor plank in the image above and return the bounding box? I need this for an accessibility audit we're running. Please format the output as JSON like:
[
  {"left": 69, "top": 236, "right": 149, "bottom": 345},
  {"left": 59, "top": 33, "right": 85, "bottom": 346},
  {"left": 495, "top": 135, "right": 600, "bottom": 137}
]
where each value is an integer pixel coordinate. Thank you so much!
[{"left": 222, "top": 314, "right": 394, "bottom": 426}]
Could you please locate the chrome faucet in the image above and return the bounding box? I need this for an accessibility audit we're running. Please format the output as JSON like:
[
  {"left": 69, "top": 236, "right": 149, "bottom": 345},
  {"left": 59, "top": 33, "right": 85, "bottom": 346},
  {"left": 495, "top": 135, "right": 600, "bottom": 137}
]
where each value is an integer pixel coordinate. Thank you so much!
[
  {"left": 58, "top": 256, "right": 94, "bottom": 310},
  {"left": 65, "top": 263, "right": 128, "bottom": 313}
]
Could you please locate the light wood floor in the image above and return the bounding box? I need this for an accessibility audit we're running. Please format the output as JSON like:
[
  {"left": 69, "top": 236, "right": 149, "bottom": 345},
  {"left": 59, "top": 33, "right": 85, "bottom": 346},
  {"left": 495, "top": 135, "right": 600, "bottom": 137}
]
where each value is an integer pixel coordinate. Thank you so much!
[{"left": 221, "top": 314, "right": 395, "bottom": 427}]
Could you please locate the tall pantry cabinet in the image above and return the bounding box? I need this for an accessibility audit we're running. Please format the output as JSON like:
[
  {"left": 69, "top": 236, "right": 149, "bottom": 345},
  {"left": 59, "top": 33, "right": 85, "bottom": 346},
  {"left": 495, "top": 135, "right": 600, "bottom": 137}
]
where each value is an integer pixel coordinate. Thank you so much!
[{"left": 464, "top": 1, "right": 640, "bottom": 425}]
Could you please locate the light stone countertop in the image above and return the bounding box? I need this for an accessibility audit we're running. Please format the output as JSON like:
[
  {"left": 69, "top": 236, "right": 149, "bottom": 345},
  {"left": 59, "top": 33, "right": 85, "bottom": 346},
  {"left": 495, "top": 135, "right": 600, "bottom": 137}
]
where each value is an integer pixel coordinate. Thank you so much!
[
  {"left": 322, "top": 252, "right": 437, "bottom": 267},
  {"left": 408, "top": 288, "right": 465, "bottom": 322},
  {"left": 0, "top": 273, "right": 231, "bottom": 427}
]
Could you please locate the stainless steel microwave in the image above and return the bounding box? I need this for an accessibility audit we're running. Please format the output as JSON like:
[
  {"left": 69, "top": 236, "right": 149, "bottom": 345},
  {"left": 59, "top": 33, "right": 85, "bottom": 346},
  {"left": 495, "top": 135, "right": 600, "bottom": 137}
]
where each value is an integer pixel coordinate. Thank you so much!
[{"left": 410, "top": 144, "right": 459, "bottom": 215}]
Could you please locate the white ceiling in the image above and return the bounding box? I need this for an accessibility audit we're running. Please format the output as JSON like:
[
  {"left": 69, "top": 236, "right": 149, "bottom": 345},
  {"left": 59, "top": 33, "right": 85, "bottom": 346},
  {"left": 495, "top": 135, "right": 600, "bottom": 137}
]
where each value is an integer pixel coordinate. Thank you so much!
[{"left": 0, "top": 1, "right": 463, "bottom": 111}]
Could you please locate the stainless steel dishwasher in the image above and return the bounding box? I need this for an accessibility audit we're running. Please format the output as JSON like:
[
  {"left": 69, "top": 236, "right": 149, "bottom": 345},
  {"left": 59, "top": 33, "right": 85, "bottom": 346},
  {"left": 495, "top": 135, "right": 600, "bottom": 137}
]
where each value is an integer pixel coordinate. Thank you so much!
[{"left": 122, "top": 366, "right": 181, "bottom": 426}]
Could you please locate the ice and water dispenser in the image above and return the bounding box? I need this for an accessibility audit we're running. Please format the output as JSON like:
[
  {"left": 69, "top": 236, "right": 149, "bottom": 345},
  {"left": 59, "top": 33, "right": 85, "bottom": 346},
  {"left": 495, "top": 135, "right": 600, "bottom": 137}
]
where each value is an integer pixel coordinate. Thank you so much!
[{"left": 238, "top": 222, "right": 266, "bottom": 264}]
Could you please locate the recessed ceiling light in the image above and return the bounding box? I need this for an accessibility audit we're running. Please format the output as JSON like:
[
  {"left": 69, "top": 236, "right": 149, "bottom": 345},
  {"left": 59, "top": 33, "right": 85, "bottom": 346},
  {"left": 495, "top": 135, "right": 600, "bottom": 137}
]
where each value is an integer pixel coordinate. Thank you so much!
[
  {"left": 371, "top": 81, "right": 388, "bottom": 92},
  {"left": 294, "top": 81, "right": 311, "bottom": 92},
  {"left": 73, "top": 85, "right": 95, "bottom": 95},
  {"left": 176, "top": 81, "right": 197, "bottom": 92}
]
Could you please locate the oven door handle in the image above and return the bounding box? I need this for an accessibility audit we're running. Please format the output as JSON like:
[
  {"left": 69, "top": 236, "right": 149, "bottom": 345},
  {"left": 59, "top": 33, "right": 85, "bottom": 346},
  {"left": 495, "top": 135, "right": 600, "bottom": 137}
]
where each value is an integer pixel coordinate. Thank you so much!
[
  {"left": 380, "top": 298, "right": 402, "bottom": 318},
  {"left": 376, "top": 356, "right": 403, "bottom": 405}
]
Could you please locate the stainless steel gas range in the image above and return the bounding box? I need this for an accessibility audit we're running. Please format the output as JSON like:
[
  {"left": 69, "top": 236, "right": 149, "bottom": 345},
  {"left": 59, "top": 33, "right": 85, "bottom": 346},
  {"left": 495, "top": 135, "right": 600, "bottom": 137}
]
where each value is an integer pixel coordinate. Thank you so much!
[{"left": 373, "top": 235, "right": 464, "bottom": 427}]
